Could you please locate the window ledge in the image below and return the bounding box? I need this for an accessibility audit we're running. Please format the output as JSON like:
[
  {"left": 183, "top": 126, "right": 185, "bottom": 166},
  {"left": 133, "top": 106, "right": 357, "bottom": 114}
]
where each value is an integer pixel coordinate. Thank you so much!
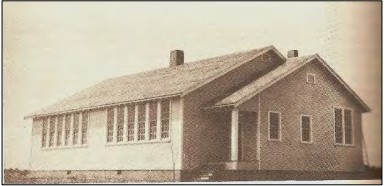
[
  {"left": 105, "top": 139, "right": 171, "bottom": 146},
  {"left": 334, "top": 143, "right": 355, "bottom": 147},
  {"left": 300, "top": 141, "right": 313, "bottom": 144},
  {"left": 42, "top": 144, "right": 88, "bottom": 151},
  {"left": 267, "top": 138, "right": 282, "bottom": 142}
]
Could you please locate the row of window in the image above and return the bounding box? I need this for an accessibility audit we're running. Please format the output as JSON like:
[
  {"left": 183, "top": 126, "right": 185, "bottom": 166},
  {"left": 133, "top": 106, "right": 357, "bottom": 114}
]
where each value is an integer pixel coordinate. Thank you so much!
[
  {"left": 41, "top": 112, "right": 88, "bottom": 148},
  {"left": 106, "top": 99, "right": 170, "bottom": 144},
  {"left": 267, "top": 107, "right": 353, "bottom": 145}
]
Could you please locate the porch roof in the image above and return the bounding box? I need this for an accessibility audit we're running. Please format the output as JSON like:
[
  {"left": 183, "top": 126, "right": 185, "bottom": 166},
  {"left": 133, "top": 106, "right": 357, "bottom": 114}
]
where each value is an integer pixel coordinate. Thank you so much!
[{"left": 211, "top": 54, "right": 371, "bottom": 112}]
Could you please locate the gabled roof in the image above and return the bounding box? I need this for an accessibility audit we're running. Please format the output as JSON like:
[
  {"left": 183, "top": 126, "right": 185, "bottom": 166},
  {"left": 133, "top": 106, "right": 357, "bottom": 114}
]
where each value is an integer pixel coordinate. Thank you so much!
[
  {"left": 26, "top": 45, "right": 281, "bottom": 118},
  {"left": 211, "top": 54, "right": 371, "bottom": 112}
]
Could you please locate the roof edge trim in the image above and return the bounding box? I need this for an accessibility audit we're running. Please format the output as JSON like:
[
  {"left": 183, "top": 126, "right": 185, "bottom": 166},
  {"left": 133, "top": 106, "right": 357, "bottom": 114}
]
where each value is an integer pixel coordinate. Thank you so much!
[
  {"left": 25, "top": 93, "right": 182, "bottom": 120},
  {"left": 181, "top": 45, "right": 285, "bottom": 96}
]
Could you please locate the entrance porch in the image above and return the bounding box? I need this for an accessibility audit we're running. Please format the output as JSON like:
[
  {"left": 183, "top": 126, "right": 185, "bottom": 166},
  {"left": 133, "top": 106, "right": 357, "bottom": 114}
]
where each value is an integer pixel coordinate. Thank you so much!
[{"left": 207, "top": 107, "right": 260, "bottom": 170}]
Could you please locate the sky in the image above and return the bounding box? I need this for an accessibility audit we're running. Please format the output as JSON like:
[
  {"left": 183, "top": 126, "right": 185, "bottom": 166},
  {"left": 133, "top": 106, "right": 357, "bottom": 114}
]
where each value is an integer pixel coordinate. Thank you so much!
[{"left": 3, "top": 2, "right": 381, "bottom": 168}]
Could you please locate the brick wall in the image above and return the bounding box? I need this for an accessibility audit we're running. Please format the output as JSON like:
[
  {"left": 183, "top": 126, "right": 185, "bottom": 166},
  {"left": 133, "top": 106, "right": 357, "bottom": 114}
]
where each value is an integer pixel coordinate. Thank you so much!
[{"left": 239, "top": 59, "right": 365, "bottom": 171}]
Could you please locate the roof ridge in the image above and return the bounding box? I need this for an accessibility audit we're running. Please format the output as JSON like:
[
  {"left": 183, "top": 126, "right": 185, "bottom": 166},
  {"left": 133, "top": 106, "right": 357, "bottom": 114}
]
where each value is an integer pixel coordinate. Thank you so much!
[{"left": 103, "top": 46, "right": 273, "bottom": 82}]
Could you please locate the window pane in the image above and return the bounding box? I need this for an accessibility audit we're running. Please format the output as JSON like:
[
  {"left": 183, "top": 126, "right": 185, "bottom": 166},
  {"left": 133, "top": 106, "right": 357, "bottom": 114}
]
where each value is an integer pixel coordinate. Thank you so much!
[
  {"left": 106, "top": 108, "right": 114, "bottom": 143},
  {"left": 127, "top": 105, "right": 135, "bottom": 141},
  {"left": 64, "top": 114, "right": 71, "bottom": 146},
  {"left": 161, "top": 100, "right": 170, "bottom": 139},
  {"left": 116, "top": 106, "right": 124, "bottom": 142},
  {"left": 42, "top": 118, "right": 48, "bottom": 147},
  {"left": 81, "top": 112, "right": 88, "bottom": 145},
  {"left": 334, "top": 108, "right": 343, "bottom": 144},
  {"left": 49, "top": 116, "right": 56, "bottom": 147},
  {"left": 344, "top": 109, "right": 353, "bottom": 144},
  {"left": 73, "top": 113, "right": 80, "bottom": 145},
  {"left": 56, "top": 115, "right": 63, "bottom": 146},
  {"left": 301, "top": 116, "right": 311, "bottom": 142},
  {"left": 269, "top": 112, "right": 280, "bottom": 140},
  {"left": 149, "top": 101, "right": 158, "bottom": 140},
  {"left": 307, "top": 74, "right": 315, "bottom": 84},
  {"left": 138, "top": 103, "right": 146, "bottom": 141}
]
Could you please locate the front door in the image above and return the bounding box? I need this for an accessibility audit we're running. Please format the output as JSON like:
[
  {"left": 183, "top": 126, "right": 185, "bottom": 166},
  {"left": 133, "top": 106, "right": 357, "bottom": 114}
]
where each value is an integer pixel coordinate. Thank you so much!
[{"left": 238, "top": 111, "right": 257, "bottom": 161}]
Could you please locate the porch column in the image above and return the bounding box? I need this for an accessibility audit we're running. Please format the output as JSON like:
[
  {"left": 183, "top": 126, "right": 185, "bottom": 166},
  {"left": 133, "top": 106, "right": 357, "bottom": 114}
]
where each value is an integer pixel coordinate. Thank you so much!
[{"left": 231, "top": 109, "right": 239, "bottom": 161}]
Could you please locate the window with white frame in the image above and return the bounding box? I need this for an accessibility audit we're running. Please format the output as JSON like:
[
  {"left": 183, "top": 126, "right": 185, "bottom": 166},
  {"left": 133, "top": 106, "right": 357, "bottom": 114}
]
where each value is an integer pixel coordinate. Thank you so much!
[
  {"left": 116, "top": 106, "right": 124, "bottom": 142},
  {"left": 137, "top": 103, "right": 146, "bottom": 141},
  {"left": 49, "top": 116, "right": 56, "bottom": 147},
  {"left": 64, "top": 114, "right": 71, "bottom": 146},
  {"left": 300, "top": 115, "right": 312, "bottom": 143},
  {"left": 126, "top": 105, "right": 135, "bottom": 141},
  {"left": 334, "top": 107, "right": 353, "bottom": 145},
  {"left": 106, "top": 108, "right": 114, "bottom": 143},
  {"left": 42, "top": 118, "right": 48, "bottom": 147},
  {"left": 306, "top": 73, "right": 316, "bottom": 84},
  {"left": 72, "top": 113, "right": 80, "bottom": 145},
  {"left": 56, "top": 115, "right": 64, "bottom": 146},
  {"left": 81, "top": 112, "right": 89, "bottom": 145},
  {"left": 149, "top": 101, "right": 158, "bottom": 140},
  {"left": 161, "top": 100, "right": 170, "bottom": 139},
  {"left": 268, "top": 111, "right": 281, "bottom": 141}
]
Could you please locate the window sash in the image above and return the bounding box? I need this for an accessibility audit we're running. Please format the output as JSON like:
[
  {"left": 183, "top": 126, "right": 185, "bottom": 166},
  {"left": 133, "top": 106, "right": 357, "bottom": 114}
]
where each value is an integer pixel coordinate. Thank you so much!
[
  {"left": 300, "top": 115, "right": 312, "bottom": 143},
  {"left": 49, "top": 117, "right": 56, "bottom": 147},
  {"left": 344, "top": 109, "right": 353, "bottom": 145},
  {"left": 268, "top": 112, "right": 281, "bottom": 140},
  {"left": 56, "top": 116, "right": 64, "bottom": 146},
  {"left": 42, "top": 118, "right": 48, "bottom": 147},
  {"left": 161, "top": 100, "right": 170, "bottom": 139},
  {"left": 106, "top": 108, "right": 114, "bottom": 143},
  {"left": 127, "top": 105, "right": 135, "bottom": 141},
  {"left": 334, "top": 107, "right": 353, "bottom": 145},
  {"left": 138, "top": 104, "right": 146, "bottom": 141},
  {"left": 116, "top": 106, "right": 124, "bottom": 142},
  {"left": 81, "top": 112, "right": 89, "bottom": 145}
]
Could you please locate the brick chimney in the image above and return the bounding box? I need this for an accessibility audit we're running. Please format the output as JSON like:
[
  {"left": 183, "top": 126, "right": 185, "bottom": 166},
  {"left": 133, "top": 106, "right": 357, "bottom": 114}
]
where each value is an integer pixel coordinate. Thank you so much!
[
  {"left": 287, "top": 50, "right": 299, "bottom": 58},
  {"left": 170, "top": 50, "right": 184, "bottom": 67}
]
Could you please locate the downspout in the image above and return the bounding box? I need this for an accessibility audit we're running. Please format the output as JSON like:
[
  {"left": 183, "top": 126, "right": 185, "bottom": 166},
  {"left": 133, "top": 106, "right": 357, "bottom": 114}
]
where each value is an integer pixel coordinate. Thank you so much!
[{"left": 257, "top": 94, "right": 261, "bottom": 170}]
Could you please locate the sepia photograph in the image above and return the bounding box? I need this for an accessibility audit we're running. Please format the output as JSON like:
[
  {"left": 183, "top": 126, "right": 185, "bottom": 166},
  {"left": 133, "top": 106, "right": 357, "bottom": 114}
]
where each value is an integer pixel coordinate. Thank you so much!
[{"left": 3, "top": 1, "right": 382, "bottom": 184}]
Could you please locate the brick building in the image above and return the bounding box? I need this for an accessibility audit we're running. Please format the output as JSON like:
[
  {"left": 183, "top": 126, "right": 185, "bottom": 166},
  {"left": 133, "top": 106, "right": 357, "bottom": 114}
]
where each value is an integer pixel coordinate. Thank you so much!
[{"left": 25, "top": 46, "right": 370, "bottom": 181}]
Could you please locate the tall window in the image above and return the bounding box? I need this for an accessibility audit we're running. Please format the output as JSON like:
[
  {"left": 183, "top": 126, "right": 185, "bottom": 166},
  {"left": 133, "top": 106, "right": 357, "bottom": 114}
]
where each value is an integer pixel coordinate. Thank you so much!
[
  {"left": 268, "top": 111, "right": 281, "bottom": 141},
  {"left": 49, "top": 116, "right": 56, "bottom": 147},
  {"left": 161, "top": 100, "right": 170, "bottom": 139},
  {"left": 127, "top": 105, "right": 135, "bottom": 141},
  {"left": 300, "top": 115, "right": 312, "bottom": 143},
  {"left": 56, "top": 115, "right": 64, "bottom": 146},
  {"left": 106, "top": 108, "right": 114, "bottom": 143},
  {"left": 334, "top": 108, "right": 353, "bottom": 145},
  {"left": 64, "top": 114, "right": 71, "bottom": 146},
  {"left": 81, "top": 112, "right": 89, "bottom": 145},
  {"left": 116, "top": 106, "right": 124, "bottom": 142},
  {"left": 149, "top": 101, "right": 158, "bottom": 140},
  {"left": 42, "top": 118, "right": 48, "bottom": 147},
  {"left": 72, "top": 113, "right": 80, "bottom": 145},
  {"left": 334, "top": 108, "right": 343, "bottom": 144},
  {"left": 138, "top": 103, "right": 146, "bottom": 141},
  {"left": 344, "top": 110, "right": 353, "bottom": 144}
]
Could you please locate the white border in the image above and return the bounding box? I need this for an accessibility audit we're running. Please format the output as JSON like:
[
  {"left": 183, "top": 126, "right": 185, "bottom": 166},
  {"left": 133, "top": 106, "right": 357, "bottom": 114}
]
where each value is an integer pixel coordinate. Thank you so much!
[
  {"left": 299, "top": 114, "right": 313, "bottom": 144},
  {"left": 333, "top": 106, "right": 354, "bottom": 146},
  {"left": 267, "top": 111, "right": 282, "bottom": 142}
]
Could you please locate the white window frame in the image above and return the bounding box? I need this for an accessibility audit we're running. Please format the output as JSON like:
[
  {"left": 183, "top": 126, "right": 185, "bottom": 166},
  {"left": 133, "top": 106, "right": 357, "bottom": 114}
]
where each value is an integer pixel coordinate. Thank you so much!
[
  {"left": 160, "top": 100, "right": 171, "bottom": 141},
  {"left": 81, "top": 112, "right": 90, "bottom": 145},
  {"left": 333, "top": 106, "right": 354, "bottom": 146},
  {"left": 306, "top": 73, "right": 316, "bottom": 84},
  {"left": 299, "top": 114, "right": 313, "bottom": 144},
  {"left": 268, "top": 111, "right": 282, "bottom": 142},
  {"left": 104, "top": 99, "right": 171, "bottom": 146}
]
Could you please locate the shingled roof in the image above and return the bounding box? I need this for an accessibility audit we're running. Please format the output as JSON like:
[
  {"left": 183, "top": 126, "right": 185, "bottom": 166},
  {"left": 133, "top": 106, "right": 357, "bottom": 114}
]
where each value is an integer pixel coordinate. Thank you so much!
[
  {"left": 26, "top": 45, "right": 276, "bottom": 118},
  {"left": 211, "top": 54, "right": 371, "bottom": 112}
]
